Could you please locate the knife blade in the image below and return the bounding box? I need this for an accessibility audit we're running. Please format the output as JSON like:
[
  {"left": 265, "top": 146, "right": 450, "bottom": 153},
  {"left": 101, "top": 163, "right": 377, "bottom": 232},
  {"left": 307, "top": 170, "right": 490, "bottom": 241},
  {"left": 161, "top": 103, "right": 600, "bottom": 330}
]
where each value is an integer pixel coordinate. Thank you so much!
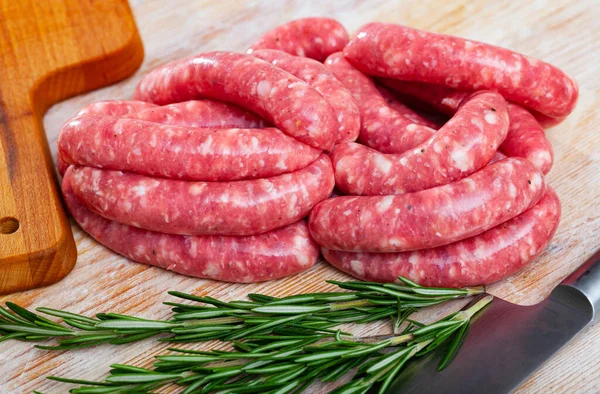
[{"left": 389, "top": 249, "right": 600, "bottom": 394}]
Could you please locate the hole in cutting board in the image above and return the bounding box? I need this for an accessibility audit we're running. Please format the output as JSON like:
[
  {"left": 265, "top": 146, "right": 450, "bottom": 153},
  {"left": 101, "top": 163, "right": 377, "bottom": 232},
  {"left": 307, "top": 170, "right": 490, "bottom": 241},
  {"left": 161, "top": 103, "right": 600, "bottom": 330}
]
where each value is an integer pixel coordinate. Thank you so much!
[{"left": 0, "top": 217, "right": 19, "bottom": 234}]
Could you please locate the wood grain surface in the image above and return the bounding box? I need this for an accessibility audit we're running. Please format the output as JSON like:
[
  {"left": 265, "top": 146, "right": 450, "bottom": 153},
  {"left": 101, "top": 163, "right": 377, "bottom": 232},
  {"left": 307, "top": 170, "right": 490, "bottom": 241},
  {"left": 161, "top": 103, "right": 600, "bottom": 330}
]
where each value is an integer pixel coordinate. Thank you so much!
[
  {"left": 0, "top": 0, "right": 143, "bottom": 294},
  {"left": 1, "top": 0, "right": 599, "bottom": 392}
]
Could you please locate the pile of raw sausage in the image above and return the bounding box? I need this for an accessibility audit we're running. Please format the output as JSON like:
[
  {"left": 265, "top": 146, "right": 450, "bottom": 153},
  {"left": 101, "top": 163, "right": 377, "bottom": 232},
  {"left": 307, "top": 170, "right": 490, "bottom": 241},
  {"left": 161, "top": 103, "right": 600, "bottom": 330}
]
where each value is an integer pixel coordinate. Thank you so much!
[{"left": 58, "top": 17, "right": 577, "bottom": 287}]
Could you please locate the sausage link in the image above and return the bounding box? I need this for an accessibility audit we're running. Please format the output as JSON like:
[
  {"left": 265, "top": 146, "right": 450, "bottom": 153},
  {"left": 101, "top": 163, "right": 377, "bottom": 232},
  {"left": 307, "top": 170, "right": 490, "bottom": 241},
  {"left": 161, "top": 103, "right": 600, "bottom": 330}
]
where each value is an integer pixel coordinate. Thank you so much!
[
  {"left": 325, "top": 52, "right": 435, "bottom": 154},
  {"left": 247, "top": 18, "right": 349, "bottom": 62},
  {"left": 251, "top": 49, "right": 360, "bottom": 143},
  {"left": 331, "top": 91, "right": 509, "bottom": 195},
  {"left": 503, "top": 104, "right": 554, "bottom": 174},
  {"left": 69, "top": 154, "right": 334, "bottom": 236},
  {"left": 63, "top": 171, "right": 319, "bottom": 283},
  {"left": 382, "top": 78, "right": 567, "bottom": 128},
  {"left": 134, "top": 51, "right": 339, "bottom": 150},
  {"left": 381, "top": 80, "right": 554, "bottom": 174},
  {"left": 58, "top": 113, "right": 321, "bottom": 182},
  {"left": 58, "top": 100, "right": 160, "bottom": 176},
  {"left": 321, "top": 188, "right": 561, "bottom": 287},
  {"left": 76, "top": 100, "right": 159, "bottom": 117},
  {"left": 125, "top": 100, "right": 267, "bottom": 128},
  {"left": 309, "top": 157, "right": 545, "bottom": 253},
  {"left": 344, "top": 23, "right": 578, "bottom": 118}
]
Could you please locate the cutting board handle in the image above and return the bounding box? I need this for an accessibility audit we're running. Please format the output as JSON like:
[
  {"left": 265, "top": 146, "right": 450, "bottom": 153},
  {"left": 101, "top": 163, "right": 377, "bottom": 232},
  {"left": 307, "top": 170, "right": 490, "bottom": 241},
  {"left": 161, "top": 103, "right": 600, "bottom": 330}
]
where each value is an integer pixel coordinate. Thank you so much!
[
  {"left": 0, "top": 0, "right": 144, "bottom": 294},
  {"left": 0, "top": 102, "right": 77, "bottom": 293}
]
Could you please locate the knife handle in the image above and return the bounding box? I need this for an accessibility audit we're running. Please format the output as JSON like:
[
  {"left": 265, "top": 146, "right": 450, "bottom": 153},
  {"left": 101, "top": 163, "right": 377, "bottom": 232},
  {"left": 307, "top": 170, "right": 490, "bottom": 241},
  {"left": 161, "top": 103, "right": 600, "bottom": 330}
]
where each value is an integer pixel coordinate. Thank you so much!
[{"left": 561, "top": 249, "right": 600, "bottom": 319}]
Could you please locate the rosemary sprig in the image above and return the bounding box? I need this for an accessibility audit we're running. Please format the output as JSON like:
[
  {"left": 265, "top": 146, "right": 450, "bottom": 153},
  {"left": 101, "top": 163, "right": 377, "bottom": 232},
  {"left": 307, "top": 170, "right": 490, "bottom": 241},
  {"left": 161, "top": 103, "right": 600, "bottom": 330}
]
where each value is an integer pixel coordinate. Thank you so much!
[
  {"left": 0, "top": 278, "right": 484, "bottom": 350},
  {"left": 47, "top": 295, "right": 493, "bottom": 394}
]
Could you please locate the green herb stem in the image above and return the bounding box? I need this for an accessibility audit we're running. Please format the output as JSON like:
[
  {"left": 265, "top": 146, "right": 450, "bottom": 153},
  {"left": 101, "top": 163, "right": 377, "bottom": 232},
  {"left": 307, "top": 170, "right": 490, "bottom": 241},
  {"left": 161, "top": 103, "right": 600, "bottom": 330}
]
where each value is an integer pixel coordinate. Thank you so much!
[
  {"left": 44, "top": 291, "right": 493, "bottom": 393},
  {"left": 0, "top": 277, "right": 483, "bottom": 351}
]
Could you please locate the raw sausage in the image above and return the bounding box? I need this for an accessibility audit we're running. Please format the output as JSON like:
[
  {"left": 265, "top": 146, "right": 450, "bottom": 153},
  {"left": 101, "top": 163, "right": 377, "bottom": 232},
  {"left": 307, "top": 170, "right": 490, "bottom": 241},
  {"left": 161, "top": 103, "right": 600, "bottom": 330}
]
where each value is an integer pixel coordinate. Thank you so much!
[
  {"left": 76, "top": 100, "right": 158, "bottom": 117},
  {"left": 58, "top": 113, "right": 321, "bottom": 182},
  {"left": 58, "top": 100, "right": 160, "bottom": 176},
  {"left": 381, "top": 80, "right": 554, "bottom": 174},
  {"left": 309, "top": 157, "right": 546, "bottom": 252},
  {"left": 63, "top": 170, "right": 319, "bottom": 283},
  {"left": 74, "top": 99, "right": 266, "bottom": 128},
  {"left": 321, "top": 188, "right": 561, "bottom": 287},
  {"left": 331, "top": 91, "right": 509, "bottom": 195},
  {"left": 325, "top": 52, "right": 435, "bottom": 154},
  {"left": 134, "top": 51, "right": 339, "bottom": 150},
  {"left": 503, "top": 104, "right": 554, "bottom": 174},
  {"left": 69, "top": 154, "right": 334, "bottom": 236},
  {"left": 344, "top": 23, "right": 578, "bottom": 118},
  {"left": 381, "top": 80, "right": 566, "bottom": 128},
  {"left": 247, "top": 18, "right": 349, "bottom": 62},
  {"left": 251, "top": 49, "right": 360, "bottom": 143},
  {"left": 126, "top": 100, "right": 268, "bottom": 128}
]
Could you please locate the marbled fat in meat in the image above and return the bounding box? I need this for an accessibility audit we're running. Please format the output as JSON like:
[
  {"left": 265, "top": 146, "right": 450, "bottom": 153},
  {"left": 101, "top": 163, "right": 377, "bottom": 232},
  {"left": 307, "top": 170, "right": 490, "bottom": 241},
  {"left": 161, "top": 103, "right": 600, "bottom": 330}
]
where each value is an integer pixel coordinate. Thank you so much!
[
  {"left": 58, "top": 111, "right": 321, "bottom": 182},
  {"left": 134, "top": 51, "right": 339, "bottom": 150},
  {"left": 322, "top": 188, "right": 561, "bottom": 287},
  {"left": 68, "top": 154, "right": 334, "bottom": 236},
  {"left": 345, "top": 23, "right": 578, "bottom": 118},
  {"left": 126, "top": 99, "right": 267, "bottom": 128},
  {"left": 325, "top": 52, "right": 436, "bottom": 154},
  {"left": 251, "top": 49, "right": 359, "bottom": 143},
  {"left": 63, "top": 170, "right": 319, "bottom": 283},
  {"left": 309, "top": 157, "right": 545, "bottom": 252},
  {"left": 381, "top": 80, "right": 554, "bottom": 173},
  {"left": 247, "top": 18, "right": 349, "bottom": 62},
  {"left": 331, "top": 91, "right": 509, "bottom": 195}
]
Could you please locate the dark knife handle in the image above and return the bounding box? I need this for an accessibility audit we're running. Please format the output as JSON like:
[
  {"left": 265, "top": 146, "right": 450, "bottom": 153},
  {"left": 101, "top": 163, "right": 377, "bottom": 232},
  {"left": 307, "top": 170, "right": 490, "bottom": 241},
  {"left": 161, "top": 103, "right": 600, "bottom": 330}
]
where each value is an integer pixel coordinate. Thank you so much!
[{"left": 561, "top": 249, "right": 600, "bottom": 320}]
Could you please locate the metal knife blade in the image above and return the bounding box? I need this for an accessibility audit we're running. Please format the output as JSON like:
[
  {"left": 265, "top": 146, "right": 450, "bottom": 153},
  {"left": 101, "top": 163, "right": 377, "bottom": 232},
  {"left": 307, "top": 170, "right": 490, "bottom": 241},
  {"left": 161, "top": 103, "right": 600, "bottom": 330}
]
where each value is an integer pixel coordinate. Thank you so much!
[{"left": 389, "top": 249, "right": 600, "bottom": 394}]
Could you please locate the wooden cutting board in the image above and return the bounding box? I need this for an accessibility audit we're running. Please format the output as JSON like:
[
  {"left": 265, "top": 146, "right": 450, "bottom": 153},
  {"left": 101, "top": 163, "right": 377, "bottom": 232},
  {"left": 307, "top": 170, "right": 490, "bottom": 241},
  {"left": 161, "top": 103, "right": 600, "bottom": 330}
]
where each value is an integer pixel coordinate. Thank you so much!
[
  {"left": 0, "top": 0, "right": 143, "bottom": 293},
  {"left": 1, "top": 1, "right": 599, "bottom": 393}
]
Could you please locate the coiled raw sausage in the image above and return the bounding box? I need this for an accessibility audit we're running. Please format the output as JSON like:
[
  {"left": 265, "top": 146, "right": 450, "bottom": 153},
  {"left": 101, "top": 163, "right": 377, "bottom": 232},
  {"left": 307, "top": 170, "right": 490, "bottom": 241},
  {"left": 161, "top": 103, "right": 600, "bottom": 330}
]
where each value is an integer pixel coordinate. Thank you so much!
[
  {"left": 251, "top": 49, "right": 360, "bottom": 143},
  {"left": 63, "top": 169, "right": 319, "bottom": 283},
  {"left": 247, "top": 18, "right": 349, "bottom": 62},
  {"left": 380, "top": 80, "right": 554, "bottom": 173},
  {"left": 503, "top": 104, "right": 554, "bottom": 174},
  {"left": 331, "top": 91, "right": 509, "bottom": 195},
  {"left": 309, "top": 157, "right": 545, "bottom": 252},
  {"left": 126, "top": 100, "right": 267, "bottom": 128},
  {"left": 69, "top": 154, "right": 334, "bottom": 236},
  {"left": 58, "top": 100, "right": 160, "bottom": 176},
  {"left": 134, "top": 51, "right": 339, "bottom": 150},
  {"left": 76, "top": 100, "right": 158, "bottom": 117},
  {"left": 344, "top": 23, "right": 578, "bottom": 119},
  {"left": 321, "top": 188, "right": 560, "bottom": 287},
  {"left": 325, "top": 52, "right": 435, "bottom": 154},
  {"left": 58, "top": 112, "right": 321, "bottom": 182}
]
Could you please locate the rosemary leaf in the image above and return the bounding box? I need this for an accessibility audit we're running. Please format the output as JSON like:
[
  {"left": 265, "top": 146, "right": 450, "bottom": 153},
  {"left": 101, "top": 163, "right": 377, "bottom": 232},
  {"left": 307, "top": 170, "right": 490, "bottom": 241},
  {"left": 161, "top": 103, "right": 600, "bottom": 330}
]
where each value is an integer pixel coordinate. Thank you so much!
[
  {"left": 0, "top": 324, "right": 75, "bottom": 337},
  {"left": 36, "top": 307, "right": 99, "bottom": 325},
  {"left": 46, "top": 376, "right": 119, "bottom": 386},
  {"left": 104, "top": 372, "right": 182, "bottom": 384},
  {"left": 95, "top": 320, "right": 181, "bottom": 330},
  {"left": 438, "top": 321, "right": 471, "bottom": 371},
  {"left": 10, "top": 277, "right": 490, "bottom": 393},
  {"left": 252, "top": 305, "right": 330, "bottom": 314}
]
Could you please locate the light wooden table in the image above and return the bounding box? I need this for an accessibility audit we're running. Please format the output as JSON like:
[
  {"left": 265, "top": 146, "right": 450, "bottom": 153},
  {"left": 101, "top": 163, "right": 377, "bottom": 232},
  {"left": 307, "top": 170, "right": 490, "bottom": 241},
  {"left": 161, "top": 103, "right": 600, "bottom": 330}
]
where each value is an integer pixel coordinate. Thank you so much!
[{"left": 1, "top": 1, "right": 599, "bottom": 392}]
